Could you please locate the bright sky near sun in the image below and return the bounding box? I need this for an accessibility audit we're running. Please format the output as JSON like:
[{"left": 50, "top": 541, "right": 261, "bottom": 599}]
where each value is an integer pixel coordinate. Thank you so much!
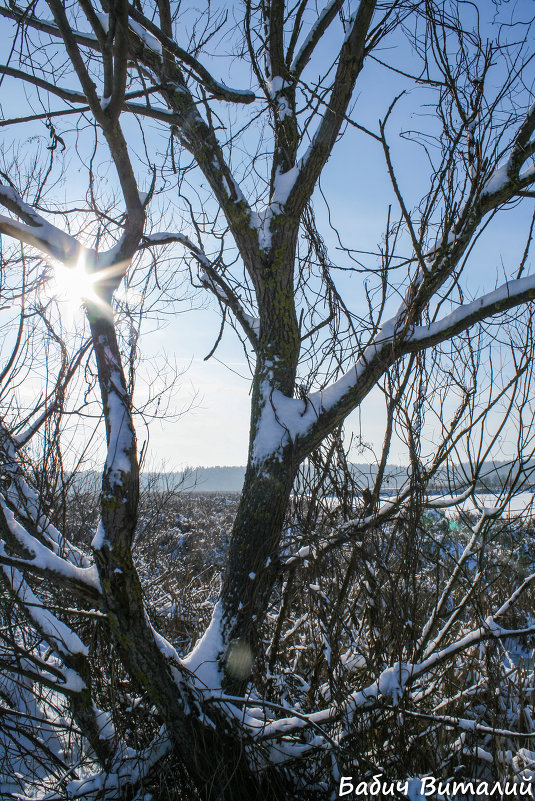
[
  {"left": 1, "top": 2, "right": 535, "bottom": 470},
  {"left": 47, "top": 255, "right": 100, "bottom": 321}
]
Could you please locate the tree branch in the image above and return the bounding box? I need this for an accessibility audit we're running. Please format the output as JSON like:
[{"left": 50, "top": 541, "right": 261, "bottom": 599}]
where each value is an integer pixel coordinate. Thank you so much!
[
  {"left": 286, "top": 0, "right": 376, "bottom": 216},
  {"left": 291, "top": 0, "right": 345, "bottom": 77},
  {"left": 292, "top": 273, "right": 535, "bottom": 458},
  {"left": 127, "top": 5, "right": 256, "bottom": 103}
]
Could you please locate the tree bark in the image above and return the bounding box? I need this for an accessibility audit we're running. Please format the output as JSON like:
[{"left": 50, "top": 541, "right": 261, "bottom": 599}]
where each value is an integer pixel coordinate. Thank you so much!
[{"left": 221, "top": 452, "right": 297, "bottom": 688}]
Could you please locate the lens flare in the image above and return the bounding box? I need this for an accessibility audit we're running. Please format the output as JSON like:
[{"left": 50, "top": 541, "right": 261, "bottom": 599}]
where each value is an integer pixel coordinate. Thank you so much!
[{"left": 46, "top": 251, "right": 99, "bottom": 312}]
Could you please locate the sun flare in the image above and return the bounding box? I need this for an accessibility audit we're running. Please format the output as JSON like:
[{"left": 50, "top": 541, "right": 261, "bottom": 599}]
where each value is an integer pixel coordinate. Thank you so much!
[{"left": 46, "top": 252, "right": 99, "bottom": 313}]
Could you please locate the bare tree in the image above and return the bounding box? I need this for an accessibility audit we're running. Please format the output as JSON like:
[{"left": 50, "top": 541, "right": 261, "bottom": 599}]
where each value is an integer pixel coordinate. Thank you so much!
[{"left": 2, "top": 1, "right": 535, "bottom": 798}]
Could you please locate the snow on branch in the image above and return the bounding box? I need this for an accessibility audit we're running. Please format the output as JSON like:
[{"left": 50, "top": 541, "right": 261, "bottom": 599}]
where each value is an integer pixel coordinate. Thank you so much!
[
  {"left": 127, "top": 8, "right": 256, "bottom": 104},
  {"left": 199, "top": 266, "right": 260, "bottom": 347},
  {"left": 283, "top": 490, "right": 412, "bottom": 566},
  {"left": 128, "top": 18, "right": 163, "bottom": 55},
  {"left": 140, "top": 230, "right": 210, "bottom": 268},
  {"left": 251, "top": 317, "right": 399, "bottom": 462},
  {"left": 0, "top": 184, "right": 80, "bottom": 264},
  {"left": 13, "top": 402, "right": 58, "bottom": 449},
  {"left": 0, "top": 561, "right": 89, "bottom": 661},
  {"left": 89, "top": 323, "right": 139, "bottom": 553},
  {"left": 0, "top": 562, "right": 118, "bottom": 767},
  {"left": 49, "top": 731, "right": 172, "bottom": 800},
  {"left": 423, "top": 487, "right": 475, "bottom": 509},
  {"left": 0, "top": 182, "right": 145, "bottom": 289},
  {"left": 103, "top": 373, "right": 136, "bottom": 492},
  {"left": 143, "top": 231, "right": 260, "bottom": 345},
  {"left": 252, "top": 272, "right": 535, "bottom": 465},
  {"left": 482, "top": 159, "right": 535, "bottom": 199},
  {"left": 508, "top": 100, "right": 535, "bottom": 176},
  {"left": 402, "top": 709, "right": 535, "bottom": 740},
  {"left": 479, "top": 102, "right": 535, "bottom": 201},
  {"left": 0, "top": 500, "right": 101, "bottom": 596},
  {"left": 0, "top": 429, "right": 92, "bottom": 570},
  {"left": 182, "top": 600, "right": 225, "bottom": 693},
  {"left": 407, "top": 273, "right": 535, "bottom": 350},
  {"left": 258, "top": 614, "right": 535, "bottom": 742},
  {"left": 291, "top": 0, "right": 345, "bottom": 76},
  {"left": 0, "top": 635, "right": 84, "bottom": 695}
]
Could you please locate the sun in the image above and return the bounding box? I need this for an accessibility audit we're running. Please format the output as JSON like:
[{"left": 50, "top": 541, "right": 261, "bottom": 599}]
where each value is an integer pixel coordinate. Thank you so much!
[{"left": 46, "top": 251, "right": 99, "bottom": 313}]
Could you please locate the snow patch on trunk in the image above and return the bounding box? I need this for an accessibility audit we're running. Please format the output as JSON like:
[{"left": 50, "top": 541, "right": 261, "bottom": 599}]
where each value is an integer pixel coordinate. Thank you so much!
[
  {"left": 182, "top": 601, "right": 225, "bottom": 692},
  {"left": 105, "top": 373, "right": 134, "bottom": 488},
  {"left": 271, "top": 165, "right": 299, "bottom": 207},
  {"left": 266, "top": 76, "right": 287, "bottom": 97},
  {"left": 252, "top": 317, "right": 400, "bottom": 462}
]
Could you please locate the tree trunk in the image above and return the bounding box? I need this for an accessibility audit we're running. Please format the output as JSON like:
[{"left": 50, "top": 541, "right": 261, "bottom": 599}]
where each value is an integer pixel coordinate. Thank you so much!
[
  {"left": 218, "top": 345, "right": 299, "bottom": 691},
  {"left": 220, "top": 453, "right": 296, "bottom": 688}
]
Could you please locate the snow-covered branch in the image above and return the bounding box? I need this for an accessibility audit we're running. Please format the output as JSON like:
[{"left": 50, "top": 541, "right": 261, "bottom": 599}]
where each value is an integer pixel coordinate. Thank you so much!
[
  {"left": 291, "top": 0, "right": 345, "bottom": 76},
  {"left": 1, "top": 562, "right": 90, "bottom": 660},
  {"left": 250, "top": 272, "right": 535, "bottom": 464},
  {"left": 127, "top": 7, "right": 256, "bottom": 104},
  {"left": 0, "top": 182, "right": 143, "bottom": 294},
  {"left": 285, "top": 0, "right": 377, "bottom": 217},
  {"left": 508, "top": 100, "right": 535, "bottom": 177},
  {"left": 257, "top": 615, "right": 535, "bottom": 743},
  {"left": 0, "top": 519, "right": 101, "bottom": 602},
  {"left": 199, "top": 265, "right": 260, "bottom": 348},
  {"left": 407, "top": 273, "right": 535, "bottom": 351},
  {"left": 0, "top": 429, "right": 95, "bottom": 572},
  {"left": 140, "top": 230, "right": 210, "bottom": 268},
  {"left": 0, "top": 562, "right": 118, "bottom": 767},
  {"left": 0, "top": 184, "right": 80, "bottom": 264}
]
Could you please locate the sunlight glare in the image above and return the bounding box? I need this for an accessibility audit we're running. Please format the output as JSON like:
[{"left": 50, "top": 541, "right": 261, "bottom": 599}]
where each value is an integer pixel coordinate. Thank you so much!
[{"left": 47, "top": 252, "right": 99, "bottom": 313}]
